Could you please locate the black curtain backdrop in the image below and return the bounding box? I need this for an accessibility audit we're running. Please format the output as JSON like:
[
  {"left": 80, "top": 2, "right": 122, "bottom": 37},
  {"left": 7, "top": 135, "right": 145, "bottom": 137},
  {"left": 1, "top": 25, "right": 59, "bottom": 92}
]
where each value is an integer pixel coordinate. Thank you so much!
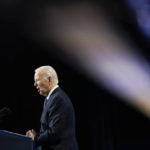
[{"left": 1, "top": 0, "right": 150, "bottom": 150}]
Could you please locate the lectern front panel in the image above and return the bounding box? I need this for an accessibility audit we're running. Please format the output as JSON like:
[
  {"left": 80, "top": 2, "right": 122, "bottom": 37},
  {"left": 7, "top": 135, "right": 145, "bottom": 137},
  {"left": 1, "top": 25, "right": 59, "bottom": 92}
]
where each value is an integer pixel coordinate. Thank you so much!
[{"left": 0, "top": 130, "right": 33, "bottom": 150}]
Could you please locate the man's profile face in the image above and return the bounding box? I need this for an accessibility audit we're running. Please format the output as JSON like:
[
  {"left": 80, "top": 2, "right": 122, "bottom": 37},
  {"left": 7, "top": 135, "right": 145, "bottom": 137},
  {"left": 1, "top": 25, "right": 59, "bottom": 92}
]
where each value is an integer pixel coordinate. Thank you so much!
[{"left": 34, "top": 71, "right": 50, "bottom": 97}]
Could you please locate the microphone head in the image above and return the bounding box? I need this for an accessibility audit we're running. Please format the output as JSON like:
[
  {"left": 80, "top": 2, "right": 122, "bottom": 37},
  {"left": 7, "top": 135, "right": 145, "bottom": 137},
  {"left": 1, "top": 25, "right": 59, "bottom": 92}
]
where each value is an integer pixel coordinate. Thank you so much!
[
  {"left": 0, "top": 107, "right": 12, "bottom": 120},
  {"left": 0, "top": 107, "right": 13, "bottom": 130}
]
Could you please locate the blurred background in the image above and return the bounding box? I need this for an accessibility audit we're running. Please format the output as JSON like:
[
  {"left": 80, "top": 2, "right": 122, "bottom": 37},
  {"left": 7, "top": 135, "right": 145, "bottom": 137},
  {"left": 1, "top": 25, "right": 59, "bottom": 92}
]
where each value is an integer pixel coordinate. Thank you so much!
[{"left": 1, "top": 0, "right": 150, "bottom": 150}]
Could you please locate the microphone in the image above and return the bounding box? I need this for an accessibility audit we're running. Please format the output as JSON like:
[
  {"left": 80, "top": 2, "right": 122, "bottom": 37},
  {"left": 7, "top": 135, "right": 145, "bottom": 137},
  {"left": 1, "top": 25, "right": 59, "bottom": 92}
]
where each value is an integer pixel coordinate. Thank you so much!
[{"left": 0, "top": 107, "right": 12, "bottom": 123}]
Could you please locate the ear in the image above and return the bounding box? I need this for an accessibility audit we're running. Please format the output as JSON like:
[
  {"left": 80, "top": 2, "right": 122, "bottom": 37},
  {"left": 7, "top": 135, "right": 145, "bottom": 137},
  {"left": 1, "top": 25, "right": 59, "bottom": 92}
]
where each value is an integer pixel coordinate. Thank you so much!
[{"left": 48, "top": 76, "right": 52, "bottom": 83}]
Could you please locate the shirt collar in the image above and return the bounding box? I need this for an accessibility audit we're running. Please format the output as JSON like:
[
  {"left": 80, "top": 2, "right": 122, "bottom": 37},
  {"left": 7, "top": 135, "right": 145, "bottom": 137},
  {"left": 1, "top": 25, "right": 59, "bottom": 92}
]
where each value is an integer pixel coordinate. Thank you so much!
[{"left": 46, "top": 85, "right": 59, "bottom": 100}]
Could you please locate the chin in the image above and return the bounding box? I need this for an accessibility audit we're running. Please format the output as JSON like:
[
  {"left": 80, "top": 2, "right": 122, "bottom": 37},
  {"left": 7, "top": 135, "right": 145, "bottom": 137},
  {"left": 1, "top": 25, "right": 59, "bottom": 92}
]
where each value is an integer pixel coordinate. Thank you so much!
[{"left": 40, "top": 91, "right": 47, "bottom": 97}]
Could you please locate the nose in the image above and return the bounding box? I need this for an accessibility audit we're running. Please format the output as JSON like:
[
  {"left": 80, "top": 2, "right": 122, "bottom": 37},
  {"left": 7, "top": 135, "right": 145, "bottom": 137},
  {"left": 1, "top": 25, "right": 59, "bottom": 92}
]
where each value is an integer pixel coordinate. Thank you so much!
[{"left": 34, "top": 82, "right": 37, "bottom": 87}]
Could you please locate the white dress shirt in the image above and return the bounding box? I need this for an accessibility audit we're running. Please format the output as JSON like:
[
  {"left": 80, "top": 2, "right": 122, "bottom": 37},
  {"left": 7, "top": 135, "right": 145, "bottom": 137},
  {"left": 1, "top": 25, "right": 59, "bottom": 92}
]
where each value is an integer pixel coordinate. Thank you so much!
[{"left": 46, "top": 85, "right": 59, "bottom": 100}]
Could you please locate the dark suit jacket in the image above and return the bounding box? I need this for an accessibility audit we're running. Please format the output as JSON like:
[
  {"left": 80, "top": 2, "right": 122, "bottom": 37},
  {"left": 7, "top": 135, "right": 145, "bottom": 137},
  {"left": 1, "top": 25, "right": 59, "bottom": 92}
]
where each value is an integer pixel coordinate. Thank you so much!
[{"left": 34, "top": 87, "right": 79, "bottom": 150}]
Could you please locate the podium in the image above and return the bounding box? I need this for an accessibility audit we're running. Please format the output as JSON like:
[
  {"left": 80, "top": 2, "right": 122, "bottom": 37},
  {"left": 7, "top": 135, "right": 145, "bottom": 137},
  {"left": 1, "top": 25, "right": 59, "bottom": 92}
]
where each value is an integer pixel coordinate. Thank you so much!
[{"left": 0, "top": 130, "right": 34, "bottom": 150}]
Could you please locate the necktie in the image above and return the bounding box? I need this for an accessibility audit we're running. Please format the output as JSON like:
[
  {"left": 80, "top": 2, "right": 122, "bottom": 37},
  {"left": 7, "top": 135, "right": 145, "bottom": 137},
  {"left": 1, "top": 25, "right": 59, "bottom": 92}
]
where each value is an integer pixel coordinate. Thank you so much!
[{"left": 44, "top": 98, "right": 48, "bottom": 108}]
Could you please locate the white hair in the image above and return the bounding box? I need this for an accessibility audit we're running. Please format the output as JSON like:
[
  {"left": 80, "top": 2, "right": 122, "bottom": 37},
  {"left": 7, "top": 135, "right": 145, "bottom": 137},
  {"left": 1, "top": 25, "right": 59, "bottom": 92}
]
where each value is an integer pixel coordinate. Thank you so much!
[{"left": 35, "top": 66, "right": 59, "bottom": 84}]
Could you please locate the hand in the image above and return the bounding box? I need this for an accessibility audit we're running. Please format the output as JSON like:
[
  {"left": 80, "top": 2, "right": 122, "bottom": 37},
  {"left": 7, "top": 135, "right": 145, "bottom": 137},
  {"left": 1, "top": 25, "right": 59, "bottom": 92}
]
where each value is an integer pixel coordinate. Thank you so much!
[{"left": 26, "top": 129, "right": 37, "bottom": 141}]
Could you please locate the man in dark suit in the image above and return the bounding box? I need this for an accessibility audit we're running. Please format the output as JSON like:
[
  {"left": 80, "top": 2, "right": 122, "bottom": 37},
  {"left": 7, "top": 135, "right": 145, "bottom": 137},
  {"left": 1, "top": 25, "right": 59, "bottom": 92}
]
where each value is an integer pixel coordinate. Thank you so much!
[{"left": 26, "top": 66, "right": 79, "bottom": 150}]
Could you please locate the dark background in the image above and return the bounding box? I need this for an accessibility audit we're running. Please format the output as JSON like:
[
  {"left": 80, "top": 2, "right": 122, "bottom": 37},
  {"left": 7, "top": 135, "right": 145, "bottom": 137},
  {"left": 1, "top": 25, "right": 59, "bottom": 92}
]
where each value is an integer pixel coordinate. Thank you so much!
[{"left": 1, "top": 0, "right": 150, "bottom": 150}]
